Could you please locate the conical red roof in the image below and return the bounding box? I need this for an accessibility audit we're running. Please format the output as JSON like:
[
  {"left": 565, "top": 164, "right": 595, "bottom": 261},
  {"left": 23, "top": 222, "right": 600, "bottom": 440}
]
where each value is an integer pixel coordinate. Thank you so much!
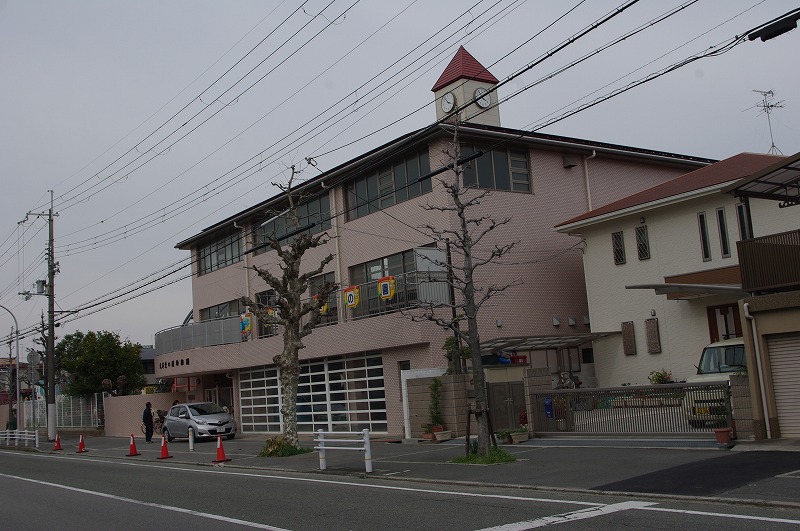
[{"left": 431, "top": 46, "right": 498, "bottom": 92}]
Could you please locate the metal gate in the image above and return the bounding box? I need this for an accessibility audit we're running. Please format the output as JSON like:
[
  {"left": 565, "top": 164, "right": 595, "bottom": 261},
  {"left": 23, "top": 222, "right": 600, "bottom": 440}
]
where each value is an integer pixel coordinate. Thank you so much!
[
  {"left": 768, "top": 333, "right": 800, "bottom": 438},
  {"left": 488, "top": 381, "right": 525, "bottom": 431}
]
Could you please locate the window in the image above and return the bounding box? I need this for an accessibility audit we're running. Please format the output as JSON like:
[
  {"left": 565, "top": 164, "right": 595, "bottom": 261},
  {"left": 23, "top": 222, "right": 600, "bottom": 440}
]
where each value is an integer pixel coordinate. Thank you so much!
[
  {"left": 698, "top": 212, "right": 711, "bottom": 261},
  {"left": 197, "top": 232, "right": 242, "bottom": 274},
  {"left": 612, "top": 231, "right": 626, "bottom": 265},
  {"left": 346, "top": 149, "right": 432, "bottom": 221},
  {"left": 462, "top": 146, "right": 530, "bottom": 192},
  {"left": 255, "top": 193, "right": 331, "bottom": 252},
  {"left": 309, "top": 272, "right": 338, "bottom": 326},
  {"left": 199, "top": 299, "right": 242, "bottom": 321},
  {"left": 716, "top": 207, "right": 730, "bottom": 258},
  {"left": 635, "top": 225, "right": 650, "bottom": 260},
  {"left": 736, "top": 202, "right": 753, "bottom": 240},
  {"left": 255, "top": 291, "right": 278, "bottom": 338},
  {"left": 348, "top": 248, "right": 431, "bottom": 318}
]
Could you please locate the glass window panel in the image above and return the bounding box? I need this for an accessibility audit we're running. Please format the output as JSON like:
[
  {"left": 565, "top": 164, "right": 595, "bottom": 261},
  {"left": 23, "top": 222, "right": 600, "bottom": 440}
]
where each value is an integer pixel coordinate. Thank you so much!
[
  {"left": 366, "top": 173, "right": 379, "bottom": 213},
  {"left": 393, "top": 161, "right": 407, "bottom": 202},
  {"left": 476, "top": 151, "right": 494, "bottom": 189},
  {"left": 406, "top": 154, "right": 421, "bottom": 198},
  {"left": 356, "top": 178, "right": 368, "bottom": 218},
  {"left": 492, "top": 150, "right": 511, "bottom": 190},
  {"left": 462, "top": 146, "right": 477, "bottom": 187}
]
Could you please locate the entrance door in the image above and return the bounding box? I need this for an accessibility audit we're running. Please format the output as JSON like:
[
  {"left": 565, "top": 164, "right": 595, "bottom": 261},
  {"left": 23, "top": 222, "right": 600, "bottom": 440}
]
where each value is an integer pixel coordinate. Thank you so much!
[{"left": 488, "top": 382, "right": 525, "bottom": 431}]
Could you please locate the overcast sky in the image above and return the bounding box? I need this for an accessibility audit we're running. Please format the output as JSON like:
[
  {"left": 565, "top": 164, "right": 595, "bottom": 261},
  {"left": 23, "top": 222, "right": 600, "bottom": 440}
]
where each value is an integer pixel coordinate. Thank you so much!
[{"left": 1, "top": 0, "right": 798, "bottom": 354}]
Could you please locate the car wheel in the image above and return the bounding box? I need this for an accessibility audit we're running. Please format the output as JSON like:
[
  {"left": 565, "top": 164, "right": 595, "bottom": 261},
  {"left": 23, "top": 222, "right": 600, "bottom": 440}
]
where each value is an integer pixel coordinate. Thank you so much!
[
  {"left": 226, "top": 433, "right": 235, "bottom": 440},
  {"left": 164, "top": 427, "right": 174, "bottom": 443}
]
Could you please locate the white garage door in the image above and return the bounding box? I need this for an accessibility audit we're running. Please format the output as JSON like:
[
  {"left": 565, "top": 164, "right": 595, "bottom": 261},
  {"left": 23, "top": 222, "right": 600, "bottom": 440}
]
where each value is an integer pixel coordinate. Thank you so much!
[{"left": 768, "top": 333, "right": 800, "bottom": 438}]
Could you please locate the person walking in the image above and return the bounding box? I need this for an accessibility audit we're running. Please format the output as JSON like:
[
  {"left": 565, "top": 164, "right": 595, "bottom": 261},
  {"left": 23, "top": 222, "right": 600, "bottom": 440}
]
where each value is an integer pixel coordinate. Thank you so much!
[{"left": 142, "top": 402, "right": 154, "bottom": 443}]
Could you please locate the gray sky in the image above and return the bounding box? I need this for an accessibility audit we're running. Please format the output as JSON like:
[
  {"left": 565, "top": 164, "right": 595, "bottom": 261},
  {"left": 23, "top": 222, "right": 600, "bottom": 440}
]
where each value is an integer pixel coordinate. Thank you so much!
[{"left": 1, "top": 0, "right": 798, "bottom": 354}]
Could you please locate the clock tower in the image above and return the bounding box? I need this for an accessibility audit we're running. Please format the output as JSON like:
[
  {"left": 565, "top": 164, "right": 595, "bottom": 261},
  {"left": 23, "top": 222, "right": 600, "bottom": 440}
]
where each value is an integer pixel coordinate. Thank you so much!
[{"left": 432, "top": 46, "right": 501, "bottom": 127}]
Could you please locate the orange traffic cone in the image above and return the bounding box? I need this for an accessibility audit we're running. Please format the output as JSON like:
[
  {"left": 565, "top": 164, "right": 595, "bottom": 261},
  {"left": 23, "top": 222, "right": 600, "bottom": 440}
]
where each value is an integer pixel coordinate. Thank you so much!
[
  {"left": 157, "top": 435, "right": 173, "bottom": 460},
  {"left": 212, "top": 434, "right": 231, "bottom": 463},
  {"left": 126, "top": 434, "right": 141, "bottom": 456},
  {"left": 53, "top": 434, "right": 63, "bottom": 451},
  {"left": 76, "top": 434, "right": 88, "bottom": 453}
]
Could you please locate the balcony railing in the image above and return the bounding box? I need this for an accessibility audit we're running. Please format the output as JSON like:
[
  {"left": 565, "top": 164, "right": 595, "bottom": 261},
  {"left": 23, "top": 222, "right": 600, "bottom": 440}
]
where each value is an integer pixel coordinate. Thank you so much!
[
  {"left": 155, "top": 270, "right": 451, "bottom": 356},
  {"left": 737, "top": 229, "right": 800, "bottom": 292}
]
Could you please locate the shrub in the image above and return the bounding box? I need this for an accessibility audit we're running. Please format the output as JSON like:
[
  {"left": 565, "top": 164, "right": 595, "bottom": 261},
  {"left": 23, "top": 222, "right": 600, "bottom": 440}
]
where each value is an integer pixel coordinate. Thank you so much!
[
  {"left": 451, "top": 446, "right": 516, "bottom": 464},
  {"left": 258, "top": 436, "right": 312, "bottom": 457},
  {"left": 648, "top": 368, "right": 672, "bottom": 384}
]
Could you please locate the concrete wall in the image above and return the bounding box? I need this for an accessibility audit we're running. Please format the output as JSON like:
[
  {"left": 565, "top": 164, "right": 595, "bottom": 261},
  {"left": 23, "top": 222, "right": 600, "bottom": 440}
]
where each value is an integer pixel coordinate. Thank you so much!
[{"left": 102, "top": 393, "right": 184, "bottom": 438}]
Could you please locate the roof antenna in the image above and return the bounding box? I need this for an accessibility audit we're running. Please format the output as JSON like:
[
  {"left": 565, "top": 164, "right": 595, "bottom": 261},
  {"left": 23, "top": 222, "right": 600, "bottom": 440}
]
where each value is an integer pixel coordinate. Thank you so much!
[{"left": 751, "top": 89, "right": 784, "bottom": 155}]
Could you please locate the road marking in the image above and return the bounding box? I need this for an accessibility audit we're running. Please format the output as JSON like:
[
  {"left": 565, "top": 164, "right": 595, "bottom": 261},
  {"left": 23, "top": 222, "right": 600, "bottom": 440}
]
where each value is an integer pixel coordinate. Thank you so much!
[
  {"left": 477, "top": 501, "right": 656, "bottom": 529},
  {"left": 0, "top": 471, "right": 289, "bottom": 530},
  {"left": 0, "top": 450, "right": 603, "bottom": 507},
  {"left": 639, "top": 506, "right": 800, "bottom": 524}
]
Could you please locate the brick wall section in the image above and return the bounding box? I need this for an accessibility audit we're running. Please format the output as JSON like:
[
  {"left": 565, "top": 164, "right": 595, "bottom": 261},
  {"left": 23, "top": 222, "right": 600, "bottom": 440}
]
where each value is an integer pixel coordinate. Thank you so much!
[
  {"left": 730, "top": 375, "right": 754, "bottom": 440},
  {"left": 407, "top": 374, "right": 472, "bottom": 438},
  {"left": 523, "top": 367, "right": 551, "bottom": 436}
]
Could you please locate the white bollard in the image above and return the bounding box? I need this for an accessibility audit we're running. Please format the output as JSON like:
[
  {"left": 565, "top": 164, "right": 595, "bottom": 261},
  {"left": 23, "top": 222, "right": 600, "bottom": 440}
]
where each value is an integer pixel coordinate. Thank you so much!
[
  {"left": 362, "top": 429, "right": 372, "bottom": 473},
  {"left": 317, "top": 429, "right": 327, "bottom": 470},
  {"left": 188, "top": 428, "right": 195, "bottom": 452}
]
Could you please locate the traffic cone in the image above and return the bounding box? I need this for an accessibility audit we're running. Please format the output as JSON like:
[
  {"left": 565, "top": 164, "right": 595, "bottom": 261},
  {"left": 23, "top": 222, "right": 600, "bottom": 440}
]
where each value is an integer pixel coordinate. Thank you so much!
[
  {"left": 76, "top": 434, "right": 88, "bottom": 453},
  {"left": 53, "top": 434, "right": 63, "bottom": 451},
  {"left": 157, "top": 434, "right": 173, "bottom": 460},
  {"left": 212, "top": 434, "right": 231, "bottom": 463},
  {"left": 126, "top": 434, "right": 141, "bottom": 456}
]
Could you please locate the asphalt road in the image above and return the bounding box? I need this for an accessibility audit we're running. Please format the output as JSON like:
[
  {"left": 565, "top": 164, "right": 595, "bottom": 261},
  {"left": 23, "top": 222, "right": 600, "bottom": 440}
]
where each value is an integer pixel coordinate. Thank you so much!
[{"left": 2, "top": 447, "right": 800, "bottom": 530}]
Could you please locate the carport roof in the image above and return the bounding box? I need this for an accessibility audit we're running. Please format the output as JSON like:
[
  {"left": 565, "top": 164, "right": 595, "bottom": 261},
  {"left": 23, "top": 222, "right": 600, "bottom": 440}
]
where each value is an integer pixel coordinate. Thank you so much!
[
  {"left": 479, "top": 334, "right": 602, "bottom": 354},
  {"left": 723, "top": 150, "right": 800, "bottom": 206}
]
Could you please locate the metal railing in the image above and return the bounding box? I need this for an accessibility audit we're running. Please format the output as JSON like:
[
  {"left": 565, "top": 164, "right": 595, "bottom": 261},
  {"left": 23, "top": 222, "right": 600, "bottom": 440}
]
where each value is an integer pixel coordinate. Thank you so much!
[
  {"left": 738, "top": 229, "right": 800, "bottom": 292},
  {"left": 155, "top": 271, "right": 451, "bottom": 355},
  {"left": 23, "top": 395, "right": 101, "bottom": 430},
  {"left": 0, "top": 430, "right": 39, "bottom": 448},
  {"left": 530, "top": 382, "right": 732, "bottom": 435}
]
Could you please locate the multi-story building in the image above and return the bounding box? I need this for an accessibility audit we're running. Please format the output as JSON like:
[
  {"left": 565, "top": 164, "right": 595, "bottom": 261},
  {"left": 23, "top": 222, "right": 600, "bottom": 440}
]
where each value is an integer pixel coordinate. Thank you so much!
[{"left": 154, "top": 47, "right": 711, "bottom": 437}]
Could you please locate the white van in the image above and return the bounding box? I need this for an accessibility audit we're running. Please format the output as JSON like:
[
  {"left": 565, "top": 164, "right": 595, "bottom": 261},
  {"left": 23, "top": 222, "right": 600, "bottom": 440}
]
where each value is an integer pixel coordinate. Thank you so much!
[{"left": 684, "top": 337, "right": 745, "bottom": 428}]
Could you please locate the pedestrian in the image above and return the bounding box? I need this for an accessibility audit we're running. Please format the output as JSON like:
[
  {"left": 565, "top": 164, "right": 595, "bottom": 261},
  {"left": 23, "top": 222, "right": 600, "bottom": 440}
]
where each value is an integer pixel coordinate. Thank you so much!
[
  {"left": 143, "top": 402, "right": 154, "bottom": 443},
  {"left": 172, "top": 399, "right": 180, "bottom": 406}
]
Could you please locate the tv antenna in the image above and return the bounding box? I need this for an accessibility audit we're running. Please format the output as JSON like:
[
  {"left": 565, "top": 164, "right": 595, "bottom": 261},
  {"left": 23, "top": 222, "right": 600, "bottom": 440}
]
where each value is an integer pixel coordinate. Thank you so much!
[{"left": 750, "top": 90, "right": 784, "bottom": 154}]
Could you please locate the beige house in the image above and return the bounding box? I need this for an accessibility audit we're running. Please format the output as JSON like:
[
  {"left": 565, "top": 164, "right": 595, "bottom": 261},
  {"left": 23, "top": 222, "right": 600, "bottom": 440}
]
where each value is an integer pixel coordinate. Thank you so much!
[{"left": 154, "top": 47, "right": 711, "bottom": 437}]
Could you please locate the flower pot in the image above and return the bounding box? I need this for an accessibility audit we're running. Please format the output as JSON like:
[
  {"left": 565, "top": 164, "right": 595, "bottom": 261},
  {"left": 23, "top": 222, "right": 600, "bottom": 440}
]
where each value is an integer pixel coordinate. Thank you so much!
[
  {"left": 511, "top": 432, "right": 529, "bottom": 443},
  {"left": 713, "top": 427, "right": 732, "bottom": 445},
  {"left": 434, "top": 430, "right": 452, "bottom": 442},
  {"left": 422, "top": 432, "right": 435, "bottom": 440}
]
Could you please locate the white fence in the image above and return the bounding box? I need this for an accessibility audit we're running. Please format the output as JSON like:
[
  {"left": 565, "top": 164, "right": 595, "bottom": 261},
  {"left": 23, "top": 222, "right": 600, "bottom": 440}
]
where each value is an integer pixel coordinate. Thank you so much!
[
  {"left": 22, "top": 395, "right": 103, "bottom": 430},
  {"left": 0, "top": 430, "right": 39, "bottom": 448}
]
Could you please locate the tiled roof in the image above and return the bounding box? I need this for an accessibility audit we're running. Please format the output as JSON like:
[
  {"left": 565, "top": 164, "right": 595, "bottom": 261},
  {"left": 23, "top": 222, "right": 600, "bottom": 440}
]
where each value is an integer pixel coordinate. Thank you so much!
[
  {"left": 431, "top": 46, "right": 499, "bottom": 92},
  {"left": 556, "top": 152, "right": 784, "bottom": 228}
]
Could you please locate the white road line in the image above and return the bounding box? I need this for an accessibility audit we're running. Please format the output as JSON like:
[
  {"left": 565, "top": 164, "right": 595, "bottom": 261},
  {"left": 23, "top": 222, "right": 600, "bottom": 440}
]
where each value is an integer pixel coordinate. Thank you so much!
[
  {"left": 0, "top": 472, "right": 289, "bottom": 530},
  {"left": 477, "top": 501, "right": 657, "bottom": 530},
  {"left": 0, "top": 450, "right": 603, "bottom": 507},
  {"left": 639, "top": 506, "right": 800, "bottom": 524}
]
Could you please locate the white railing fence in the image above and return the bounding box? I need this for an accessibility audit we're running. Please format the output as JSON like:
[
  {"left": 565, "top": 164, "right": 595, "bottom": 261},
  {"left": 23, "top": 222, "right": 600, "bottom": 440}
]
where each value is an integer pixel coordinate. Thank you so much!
[{"left": 22, "top": 395, "right": 103, "bottom": 430}]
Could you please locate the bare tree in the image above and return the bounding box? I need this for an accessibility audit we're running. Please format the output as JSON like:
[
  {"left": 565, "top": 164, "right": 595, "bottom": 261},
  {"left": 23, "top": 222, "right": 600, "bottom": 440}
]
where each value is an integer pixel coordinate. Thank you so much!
[
  {"left": 243, "top": 166, "right": 337, "bottom": 448},
  {"left": 415, "top": 125, "right": 520, "bottom": 456}
]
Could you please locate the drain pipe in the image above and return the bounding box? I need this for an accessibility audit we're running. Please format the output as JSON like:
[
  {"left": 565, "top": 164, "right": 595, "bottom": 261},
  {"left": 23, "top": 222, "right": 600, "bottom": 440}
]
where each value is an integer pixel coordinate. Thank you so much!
[
  {"left": 583, "top": 150, "right": 596, "bottom": 210},
  {"left": 744, "top": 302, "right": 772, "bottom": 439}
]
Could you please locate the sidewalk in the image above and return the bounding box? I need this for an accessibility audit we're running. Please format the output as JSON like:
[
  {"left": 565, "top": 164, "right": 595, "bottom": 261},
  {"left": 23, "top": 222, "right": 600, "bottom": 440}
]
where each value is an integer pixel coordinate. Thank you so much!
[{"left": 24, "top": 433, "right": 800, "bottom": 507}]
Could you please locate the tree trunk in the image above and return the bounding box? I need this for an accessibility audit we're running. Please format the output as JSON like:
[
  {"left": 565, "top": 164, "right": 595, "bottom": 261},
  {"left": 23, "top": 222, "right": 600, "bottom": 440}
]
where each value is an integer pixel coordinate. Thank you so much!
[{"left": 277, "top": 324, "right": 303, "bottom": 448}]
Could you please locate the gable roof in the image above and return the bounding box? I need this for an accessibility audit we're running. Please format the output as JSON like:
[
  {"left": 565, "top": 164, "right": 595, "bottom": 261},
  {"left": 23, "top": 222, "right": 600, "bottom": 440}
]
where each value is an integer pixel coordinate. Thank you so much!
[
  {"left": 431, "top": 46, "right": 499, "bottom": 92},
  {"left": 555, "top": 152, "right": 784, "bottom": 230}
]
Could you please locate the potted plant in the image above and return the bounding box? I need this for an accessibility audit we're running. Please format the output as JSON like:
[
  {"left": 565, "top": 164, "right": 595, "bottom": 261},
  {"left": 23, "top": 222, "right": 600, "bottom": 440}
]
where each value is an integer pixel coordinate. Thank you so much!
[{"left": 422, "top": 377, "right": 446, "bottom": 440}]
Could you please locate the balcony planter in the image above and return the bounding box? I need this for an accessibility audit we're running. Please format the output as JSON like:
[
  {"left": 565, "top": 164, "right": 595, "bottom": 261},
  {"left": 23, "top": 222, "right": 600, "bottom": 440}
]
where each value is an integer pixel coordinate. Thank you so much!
[
  {"left": 511, "top": 431, "right": 529, "bottom": 443},
  {"left": 434, "top": 430, "right": 452, "bottom": 442}
]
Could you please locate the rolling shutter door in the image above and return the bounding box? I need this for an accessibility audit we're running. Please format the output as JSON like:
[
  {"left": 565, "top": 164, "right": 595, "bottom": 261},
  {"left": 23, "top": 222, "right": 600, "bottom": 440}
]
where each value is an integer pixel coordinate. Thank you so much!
[{"left": 768, "top": 333, "right": 800, "bottom": 438}]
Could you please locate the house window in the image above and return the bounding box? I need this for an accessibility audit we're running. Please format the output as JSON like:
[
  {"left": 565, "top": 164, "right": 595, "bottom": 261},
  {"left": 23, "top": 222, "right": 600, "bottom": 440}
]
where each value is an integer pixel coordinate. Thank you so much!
[
  {"left": 199, "top": 299, "right": 242, "bottom": 321},
  {"left": 611, "top": 231, "right": 626, "bottom": 265},
  {"left": 346, "top": 149, "right": 432, "bottom": 221},
  {"left": 462, "top": 146, "right": 530, "bottom": 192},
  {"left": 736, "top": 202, "right": 753, "bottom": 240},
  {"left": 309, "top": 272, "right": 338, "bottom": 326},
  {"left": 197, "top": 232, "right": 242, "bottom": 275},
  {"left": 716, "top": 207, "right": 730, "bottom": 258},
  {"left": 698, "top": 212, "right": 711, "bottom": 261},
  {"left": 254, "top": 193, "right": 331, "bottom": 252},
  {"left": 635, "top": 225, "right": 650, "bottom": 260},
  {"left": 255, "top": 291, "right": 278, "bottom": 338}
]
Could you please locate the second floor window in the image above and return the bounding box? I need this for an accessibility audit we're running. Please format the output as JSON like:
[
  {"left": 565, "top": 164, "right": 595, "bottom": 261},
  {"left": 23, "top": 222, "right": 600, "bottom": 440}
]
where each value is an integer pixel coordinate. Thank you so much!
[
  {"left": 255, "top": 194, "right": 332, "bottom": 252},
  {"left": 612, "top": 231, "right": 626, "bottom": 265},
  {"left": 310, "top": 272, "right": 338, "bottom": 326},
  {"left": 736, "top": 202, "right": 753, "bottom": 240},
  {"left": 199, "top": 299, "right": 242, "bottom": 321},
  {"left": 717, "top": 207, "right": 731, "bottom": 258},
  {"left": 197, "top": 232, "right": 242, "bottom": 275},
  {"left": 698, "top": 212, "right": 711, "bottom": 261},
  {"left": 255, "top": 290, "right": 278, "bottom": 338},
  {"left": 462, "top": 146, "right": 530, "bottom": 192},
  {"left": 635, "top": 225, "right": 650, "bottom": 261}
]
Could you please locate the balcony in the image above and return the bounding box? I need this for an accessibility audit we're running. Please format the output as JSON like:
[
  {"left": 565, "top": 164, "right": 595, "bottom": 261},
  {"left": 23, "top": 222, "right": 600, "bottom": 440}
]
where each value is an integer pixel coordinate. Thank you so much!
[
  {"left": 737, "top": 229, "right": 800, "bottom": 293},
  {"left": 155, "top": 270, "right": 451, "bottom": 356}
]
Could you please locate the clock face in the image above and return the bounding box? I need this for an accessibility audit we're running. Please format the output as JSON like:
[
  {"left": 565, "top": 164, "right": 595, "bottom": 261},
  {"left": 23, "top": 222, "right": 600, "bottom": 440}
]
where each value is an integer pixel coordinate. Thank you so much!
[
  {"left": 440, "top": 92, "right": 455, "bottom": 113},
  {"left": 474, "top": 87, "right": 491, "bottom": 108}
]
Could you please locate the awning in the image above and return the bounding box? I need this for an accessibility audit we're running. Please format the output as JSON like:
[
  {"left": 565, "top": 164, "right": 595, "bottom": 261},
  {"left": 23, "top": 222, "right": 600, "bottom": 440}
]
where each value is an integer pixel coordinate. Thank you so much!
[
  {"left": 479, "top": 334, "right": 602, "bottom": 354},
  {"left": 626, "top": 283, "right": 747, "bottom": 300},
  {"left": 723, "top": 151, "right": 800, "bottom": 207}
]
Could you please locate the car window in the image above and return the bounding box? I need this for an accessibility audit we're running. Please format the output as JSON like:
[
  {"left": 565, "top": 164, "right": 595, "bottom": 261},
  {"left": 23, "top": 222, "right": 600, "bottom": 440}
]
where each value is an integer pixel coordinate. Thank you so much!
[
  {"left": 189, "top": 403, "right": 224, "bottom": 416},
  {"left": 178, "top": 406, "right": 188, "bottom": 419},
  {"left": 169, "top": 406, "right": 179, "bottom": 417}
]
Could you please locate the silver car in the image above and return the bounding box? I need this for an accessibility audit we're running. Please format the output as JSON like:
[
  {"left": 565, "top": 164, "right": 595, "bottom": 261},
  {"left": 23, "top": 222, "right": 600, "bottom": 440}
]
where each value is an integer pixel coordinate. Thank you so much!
[{"left": 163, "top": 402, "right": 237, "bottom": 442}]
